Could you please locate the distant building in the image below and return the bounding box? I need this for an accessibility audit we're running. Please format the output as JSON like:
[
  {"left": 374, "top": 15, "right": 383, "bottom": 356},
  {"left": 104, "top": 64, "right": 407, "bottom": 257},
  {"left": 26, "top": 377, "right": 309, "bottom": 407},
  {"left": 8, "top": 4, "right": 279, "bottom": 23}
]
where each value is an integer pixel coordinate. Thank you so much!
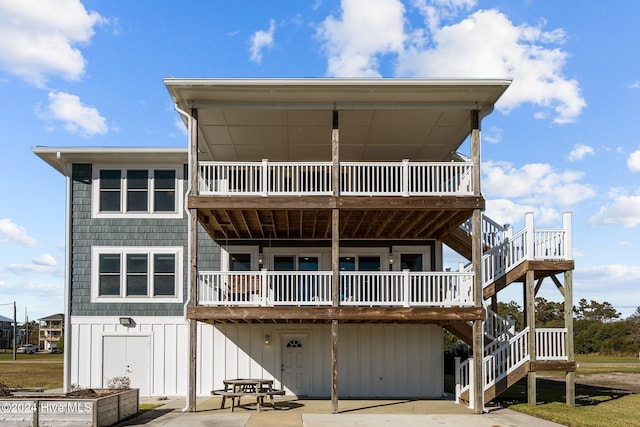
[
  {"left": 0, "top": 314, "right": 14, "bottom": 350},
  {"left": 39, "top": 313, "right": 64, "bottom": 351}
]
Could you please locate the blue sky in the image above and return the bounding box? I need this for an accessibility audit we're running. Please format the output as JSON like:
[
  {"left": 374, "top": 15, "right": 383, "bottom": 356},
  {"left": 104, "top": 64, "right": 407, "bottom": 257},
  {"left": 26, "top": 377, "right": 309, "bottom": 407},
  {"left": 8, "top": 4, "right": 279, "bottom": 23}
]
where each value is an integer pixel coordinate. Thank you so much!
[{"left": 1, "top": 0, "right": 639, "bottom": 322}]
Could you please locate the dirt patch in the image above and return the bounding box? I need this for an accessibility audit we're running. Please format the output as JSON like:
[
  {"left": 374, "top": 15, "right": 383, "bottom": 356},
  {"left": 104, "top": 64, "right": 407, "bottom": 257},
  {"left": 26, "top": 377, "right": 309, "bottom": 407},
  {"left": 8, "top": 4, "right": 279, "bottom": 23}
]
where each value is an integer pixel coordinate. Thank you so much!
[{"left": 575, "top": 373, "right": 640, "bottom": 393}]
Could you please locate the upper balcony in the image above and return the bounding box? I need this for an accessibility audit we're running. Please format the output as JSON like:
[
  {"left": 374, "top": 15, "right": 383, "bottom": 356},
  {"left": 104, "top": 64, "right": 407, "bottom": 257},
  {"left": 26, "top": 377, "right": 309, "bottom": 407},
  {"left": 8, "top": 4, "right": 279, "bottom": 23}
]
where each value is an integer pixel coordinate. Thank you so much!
[{"left": 197, "top": 160, "right": 472, "bottom": 197}]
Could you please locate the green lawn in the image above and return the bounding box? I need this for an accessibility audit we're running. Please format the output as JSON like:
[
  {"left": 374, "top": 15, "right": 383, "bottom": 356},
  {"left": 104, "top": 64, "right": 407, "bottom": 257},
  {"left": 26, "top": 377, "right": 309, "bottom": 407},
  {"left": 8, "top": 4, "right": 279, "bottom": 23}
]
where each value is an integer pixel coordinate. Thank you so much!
[
  {"left": 493, "top": 355, "right": 640, "bottom": 427},
  {"left": 0, "top": 352, "right": 64, "bottom": 362},
  {"left": 0, "top": 352, "right": 63, "bottom": 390}
]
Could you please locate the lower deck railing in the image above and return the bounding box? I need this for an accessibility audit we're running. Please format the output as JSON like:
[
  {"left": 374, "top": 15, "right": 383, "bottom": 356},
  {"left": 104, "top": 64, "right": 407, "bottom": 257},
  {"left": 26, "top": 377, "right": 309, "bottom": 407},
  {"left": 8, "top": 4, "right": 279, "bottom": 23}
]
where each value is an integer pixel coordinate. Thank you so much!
[{"left": 197, "top": 270, "right": 474, "bottom": 307}]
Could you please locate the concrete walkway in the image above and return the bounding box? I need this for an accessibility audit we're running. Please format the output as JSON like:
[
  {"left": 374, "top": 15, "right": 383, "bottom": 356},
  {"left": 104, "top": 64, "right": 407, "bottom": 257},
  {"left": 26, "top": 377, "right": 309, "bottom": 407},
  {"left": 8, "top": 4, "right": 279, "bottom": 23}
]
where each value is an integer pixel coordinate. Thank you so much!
[{"left": 117, "top": 396, "right": 566, "bottom": 427}]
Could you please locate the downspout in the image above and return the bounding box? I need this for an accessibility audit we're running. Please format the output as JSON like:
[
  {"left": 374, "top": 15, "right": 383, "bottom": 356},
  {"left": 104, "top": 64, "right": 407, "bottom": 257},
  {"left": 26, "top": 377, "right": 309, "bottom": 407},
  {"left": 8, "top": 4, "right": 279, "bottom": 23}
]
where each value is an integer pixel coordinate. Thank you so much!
[
  {"left": 56, "top": 152, "right": 72, "bottom": 392},
  {"left": 174, "top": 103, "right": 195, "bottom": 412}
]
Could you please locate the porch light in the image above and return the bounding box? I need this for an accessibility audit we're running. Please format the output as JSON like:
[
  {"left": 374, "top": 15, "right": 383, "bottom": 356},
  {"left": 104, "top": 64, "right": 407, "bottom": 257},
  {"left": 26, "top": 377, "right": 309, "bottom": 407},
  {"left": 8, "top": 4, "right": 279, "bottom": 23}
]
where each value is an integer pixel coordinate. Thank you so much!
[
  {"left": 389, "top": 254, "right": 395, "bottom": 264},
  {"left": 264, "top": 334, "right": 271, "bottom": 345},
  {"left": 258, "top": 253, "right": 264, "bottom": 264},
  {"left": 119, "top": 317, "right": 134, "bottom": 327}
]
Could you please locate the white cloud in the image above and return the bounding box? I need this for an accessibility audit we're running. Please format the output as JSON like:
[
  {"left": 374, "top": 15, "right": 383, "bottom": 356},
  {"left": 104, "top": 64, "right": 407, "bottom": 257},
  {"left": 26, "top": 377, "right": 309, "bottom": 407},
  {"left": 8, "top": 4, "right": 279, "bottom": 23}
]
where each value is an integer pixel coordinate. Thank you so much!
[
  {"left": 484, "top": 198, "right": 559, "bottom": 228},
  {"left": 589, "top": 190, "right": 640, "bottom": 228},
  {"left": 628, "top": 82, "right": 640, "bottom": 89},
  {"left": 0, "top": 0, "right": 104, "bottom": 87},
  {"left": 483, "top": 126, "right": 502, "bottom": 144},
  {"left": 33, "top": 253, "right": 57, "bottom": 267},
  {"left": 316, "top": 2, "right": 586, "bottom": 123},
  {"left": 7, "top": 253, "right": 60, "bottom": 275},
  {"left": 397, "top": 9, "right": 585, "bottom": 124},
  {"left": 568, "top": 144, "right": 594, "bottom": 162},
  {"left": 24, "top": 282, "right": 63, "bottom": 295},
  {"left": 249, "top": 19, "right": 276, "bottom": 64},
  {"left": 174, "top": 117, "right": 188, "bottom": 137},
  {"left": 0, "top": 218, "right": 38, "bottom": 246},
  {"left": 627, "top": 148, "right": 640, "bottom": 171},
  {"left": 483, "top": 160, "right": 595, "bottom": 206},
  {"left": 318, "top": 0, "right": 406, "bottom": 76},
  {"left": 480, "top": 160, "right": 594, "bottom": 227},
  {"left": 40, "top": 91, "right": 108, "bottom": 137}
]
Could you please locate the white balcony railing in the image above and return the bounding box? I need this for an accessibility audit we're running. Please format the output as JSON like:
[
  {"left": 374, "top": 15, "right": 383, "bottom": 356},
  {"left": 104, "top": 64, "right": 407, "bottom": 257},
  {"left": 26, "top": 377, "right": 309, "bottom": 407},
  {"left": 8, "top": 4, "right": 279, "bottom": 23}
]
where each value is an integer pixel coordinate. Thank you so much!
[
  {"left": 536, "top": 328, "right": 568, "bottom": 360},
  {"left": 479, "top": 212, "right": 573, "bottom": 289},
  {"left": 198, "top": 270, "right": 474, "bottom": 307},
  {"left": 198, "top": 160, "right": 473, "bottom": 196}
]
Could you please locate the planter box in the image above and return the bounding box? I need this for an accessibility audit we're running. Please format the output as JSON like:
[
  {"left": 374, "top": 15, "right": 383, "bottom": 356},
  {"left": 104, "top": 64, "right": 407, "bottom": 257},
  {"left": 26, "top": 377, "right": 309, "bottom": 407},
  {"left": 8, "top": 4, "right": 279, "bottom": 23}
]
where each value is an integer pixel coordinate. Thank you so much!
[{"left": 0, "top": 388, "right": 139, "bottom": 427}]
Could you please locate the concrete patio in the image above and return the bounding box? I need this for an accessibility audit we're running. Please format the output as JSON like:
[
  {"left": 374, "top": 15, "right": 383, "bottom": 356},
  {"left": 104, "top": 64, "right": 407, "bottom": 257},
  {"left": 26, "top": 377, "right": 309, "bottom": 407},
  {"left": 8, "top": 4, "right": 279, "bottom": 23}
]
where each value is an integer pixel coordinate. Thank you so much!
[{"left": 116, "top": 396, "right": 565, "bottom": 426}]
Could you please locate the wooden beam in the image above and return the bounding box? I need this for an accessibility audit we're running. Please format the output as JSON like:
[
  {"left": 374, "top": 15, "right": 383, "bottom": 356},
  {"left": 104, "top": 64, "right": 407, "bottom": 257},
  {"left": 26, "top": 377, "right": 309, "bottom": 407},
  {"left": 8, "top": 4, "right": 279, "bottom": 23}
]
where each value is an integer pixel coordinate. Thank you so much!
[
  {"left": 332, "top": 209, "right": 339, "bottom": 308},
  {"left": 470, "top": 110, "right": 483, "bottom": 413},
  {"left": 387, "top": 211, "right": 414, "bottom": 236},
  {"left": 187, "top": 306, "right": 485, "bottom": 322},
  {"left": 534, "top": 277, "right": 544, "bottom": 296},
  {"left": 530, "top": 361, "right": 576, "bottom": 372},
  {"left": 399, "top": 211, "right": 431, "bottom": 238},
  {"left": 375, "top": 211, "right": 399, "bottom": 238},
  {"left": 551, "top": 275, "right": 566, "bottom": 297},
  {"left": 238, "top": 210, "right": 252, "bottom": 239},
  {"left": 189, "top": 195, "right": 337, "bottom": 210},
  {"left": 526, "top": 269, "right": 536, "bottom": 406},
  {"left": 564, "top": 270, "right": 575, "bottom": 406},
  {"left": 338, "top": 196, "right": 485, "bottom": 210},
  {"left": 331, "top": 319, "right": 339, "bottom": 414},
  {"left": 187, "top": 107, "right": 198, "bottom": 413}
]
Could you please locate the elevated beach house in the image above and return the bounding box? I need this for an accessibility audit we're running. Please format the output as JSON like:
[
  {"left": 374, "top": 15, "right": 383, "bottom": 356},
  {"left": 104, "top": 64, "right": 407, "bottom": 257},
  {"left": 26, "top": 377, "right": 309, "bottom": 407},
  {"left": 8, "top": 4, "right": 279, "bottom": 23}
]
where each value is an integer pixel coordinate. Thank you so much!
[{"left": 34, "top": 78, "right": 575, "bottom": 413}]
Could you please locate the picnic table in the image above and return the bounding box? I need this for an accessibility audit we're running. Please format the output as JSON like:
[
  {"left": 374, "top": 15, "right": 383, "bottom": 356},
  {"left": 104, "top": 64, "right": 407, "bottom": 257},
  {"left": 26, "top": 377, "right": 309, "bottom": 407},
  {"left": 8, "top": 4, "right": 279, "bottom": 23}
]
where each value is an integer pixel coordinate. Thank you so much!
[{"left": 212, "top": 378, "right": 285, "bottom": 412}]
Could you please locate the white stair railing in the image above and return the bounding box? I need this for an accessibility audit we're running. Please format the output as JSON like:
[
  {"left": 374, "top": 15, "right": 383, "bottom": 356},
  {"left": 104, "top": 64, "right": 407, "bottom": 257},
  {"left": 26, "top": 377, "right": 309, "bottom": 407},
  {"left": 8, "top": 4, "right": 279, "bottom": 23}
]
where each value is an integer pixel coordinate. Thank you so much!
[
  {"left": 484, "top": 308, "right": 516, "bottom": 342},
  {"left": 482, "top": 327, "right": 530, "bottom": 392},
  {"left": 461, "top": 214, "right": 509, "bottom": 248}
]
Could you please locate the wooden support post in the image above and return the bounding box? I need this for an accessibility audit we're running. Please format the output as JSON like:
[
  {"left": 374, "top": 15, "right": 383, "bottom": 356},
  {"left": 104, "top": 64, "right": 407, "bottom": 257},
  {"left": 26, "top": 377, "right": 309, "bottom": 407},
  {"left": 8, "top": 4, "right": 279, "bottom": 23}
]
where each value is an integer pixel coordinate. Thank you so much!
[
  {"left": 331, "top": 319, "right": 339, "bottom": 414},
  {"left": 187, "top": 108, "right": 199, "bottom": 412},
  {"left": 332, "top": 210, "right": 339, "bottom": 308},
  {"left": 491, "top": 295, "right": 497, "bottom": 313},
  {"left": 470, "top": 110, "right": 484, "bottom": 413},
  {"left": 526, "top": 269, "right": 536, "bottom": 406},
  {"left": 564, "top": 270, "right": 575, "bottom": 406},
  {"left": 331, "top": 110, "right": 340, "bottom": 414}
]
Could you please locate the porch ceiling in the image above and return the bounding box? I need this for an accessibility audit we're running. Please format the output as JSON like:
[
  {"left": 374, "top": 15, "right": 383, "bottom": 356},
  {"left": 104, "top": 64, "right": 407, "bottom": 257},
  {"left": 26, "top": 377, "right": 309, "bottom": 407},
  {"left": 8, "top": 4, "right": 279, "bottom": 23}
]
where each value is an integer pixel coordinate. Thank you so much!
[
  {"left": 194, "top": 197, "right": 481, "bottom": 241},
  {"left": 165, "top": 78, "right": 511, "bottom": 162}
]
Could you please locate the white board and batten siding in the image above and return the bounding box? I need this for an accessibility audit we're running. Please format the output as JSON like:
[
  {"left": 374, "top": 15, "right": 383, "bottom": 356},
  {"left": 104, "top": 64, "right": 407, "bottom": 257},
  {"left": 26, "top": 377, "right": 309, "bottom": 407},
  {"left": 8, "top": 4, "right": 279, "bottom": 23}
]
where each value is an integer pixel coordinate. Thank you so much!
[
  {"left": 70, "top": 316, "right": 443, "bottom": 398},
  {"left": 69, "top": 316, "right": 189, "bottom": 397},
  {"left": 198, "top": 323, "right": 444, "bottom": 398}
]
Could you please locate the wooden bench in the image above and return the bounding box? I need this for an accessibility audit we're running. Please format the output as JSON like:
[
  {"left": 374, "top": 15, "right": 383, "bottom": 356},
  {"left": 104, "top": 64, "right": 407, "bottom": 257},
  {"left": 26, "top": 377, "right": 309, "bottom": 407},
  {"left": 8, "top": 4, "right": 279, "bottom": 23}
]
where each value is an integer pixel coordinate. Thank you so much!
[{"left": 212, "top": 388, "right": 285, "bottom": 412}]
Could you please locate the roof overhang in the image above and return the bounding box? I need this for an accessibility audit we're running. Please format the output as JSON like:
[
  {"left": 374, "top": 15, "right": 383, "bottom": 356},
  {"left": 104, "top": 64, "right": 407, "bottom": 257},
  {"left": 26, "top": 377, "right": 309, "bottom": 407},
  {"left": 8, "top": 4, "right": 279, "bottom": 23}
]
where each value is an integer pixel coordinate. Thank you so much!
[
  {"left": 32, "top": 146, "right": 188, "bottom": 176},
  {"left": 164, "top": 78, "right": 511, "bottom": 162}
]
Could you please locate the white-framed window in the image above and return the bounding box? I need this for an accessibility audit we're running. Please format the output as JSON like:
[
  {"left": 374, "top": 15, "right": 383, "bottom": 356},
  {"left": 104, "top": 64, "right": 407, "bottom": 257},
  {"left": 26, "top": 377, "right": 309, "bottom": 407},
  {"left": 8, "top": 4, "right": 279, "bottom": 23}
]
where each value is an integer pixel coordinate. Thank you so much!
[
  {"left": 91, "top": 247, "right": 183, "bottom": 303},
  {"left": 92, "top": 166, "right": 184, "bottom": 218}
]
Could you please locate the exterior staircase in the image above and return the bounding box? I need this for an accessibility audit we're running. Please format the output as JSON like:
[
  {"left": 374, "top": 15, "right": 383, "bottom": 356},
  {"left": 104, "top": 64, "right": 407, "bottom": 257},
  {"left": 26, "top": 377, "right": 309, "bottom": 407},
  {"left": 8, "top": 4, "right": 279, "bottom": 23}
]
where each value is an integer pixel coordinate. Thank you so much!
[{"left": 446, "top": 212, "right": 573, "bottom": 408}]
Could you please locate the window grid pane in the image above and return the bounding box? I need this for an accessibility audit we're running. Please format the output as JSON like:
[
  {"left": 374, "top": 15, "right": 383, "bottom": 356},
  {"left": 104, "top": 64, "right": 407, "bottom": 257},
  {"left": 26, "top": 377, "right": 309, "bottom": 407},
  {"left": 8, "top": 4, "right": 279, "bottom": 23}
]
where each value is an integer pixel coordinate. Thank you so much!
[
  {"left": 126, "top": 254, "right": 148, "bottom": 296},
  {"left": 153, "top": 254, "right": 175, "bottom": 296},
  {"left": 154, "top": 170, "right": 176, "bottom": 212},
  {"left": 98, "top": 254, "right": 120, "bottom": 296},
  {"left": 99, "top": 170, "right": 121, "bottom": 212},
  {"left": 126, "top": 170, "right": 149, "bottom": 212}
]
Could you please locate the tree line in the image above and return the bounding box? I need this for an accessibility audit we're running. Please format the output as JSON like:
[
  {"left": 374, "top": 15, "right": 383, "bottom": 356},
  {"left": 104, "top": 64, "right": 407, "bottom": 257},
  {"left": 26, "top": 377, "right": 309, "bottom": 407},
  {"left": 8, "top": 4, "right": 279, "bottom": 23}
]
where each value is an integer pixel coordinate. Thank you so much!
[{"left": 496, "top": 298, "right": 640, "bottom": 356}]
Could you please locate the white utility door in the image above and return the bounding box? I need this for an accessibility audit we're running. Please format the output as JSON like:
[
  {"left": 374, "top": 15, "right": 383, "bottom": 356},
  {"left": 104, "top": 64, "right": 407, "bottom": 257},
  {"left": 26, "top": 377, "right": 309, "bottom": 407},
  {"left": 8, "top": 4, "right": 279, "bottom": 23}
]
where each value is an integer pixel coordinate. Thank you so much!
[
  {"left": 281, "top": 335, "right": 309, "bottom": 396},
  {"left": 103, "top": 335, "right": 149, "bottom": 395}
]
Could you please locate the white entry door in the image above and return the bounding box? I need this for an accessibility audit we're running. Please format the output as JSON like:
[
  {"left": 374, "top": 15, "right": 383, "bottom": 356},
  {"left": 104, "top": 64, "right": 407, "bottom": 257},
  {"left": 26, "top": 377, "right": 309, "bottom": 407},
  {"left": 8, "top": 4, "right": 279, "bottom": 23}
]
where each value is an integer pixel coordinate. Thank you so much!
[
  {"left": 103, "top": 335, "right": 149, "bottom": 396},
  {"left": 281, "top": 335, "right": 309, "bottom": 396}
]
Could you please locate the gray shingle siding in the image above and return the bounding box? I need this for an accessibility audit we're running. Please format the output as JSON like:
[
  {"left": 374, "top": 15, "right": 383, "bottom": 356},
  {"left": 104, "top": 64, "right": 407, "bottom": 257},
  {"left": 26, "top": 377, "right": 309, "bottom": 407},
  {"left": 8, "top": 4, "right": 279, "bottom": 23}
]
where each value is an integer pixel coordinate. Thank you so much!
[{"left": 70, "top": 163, "right": 219, "bottom": 317}]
